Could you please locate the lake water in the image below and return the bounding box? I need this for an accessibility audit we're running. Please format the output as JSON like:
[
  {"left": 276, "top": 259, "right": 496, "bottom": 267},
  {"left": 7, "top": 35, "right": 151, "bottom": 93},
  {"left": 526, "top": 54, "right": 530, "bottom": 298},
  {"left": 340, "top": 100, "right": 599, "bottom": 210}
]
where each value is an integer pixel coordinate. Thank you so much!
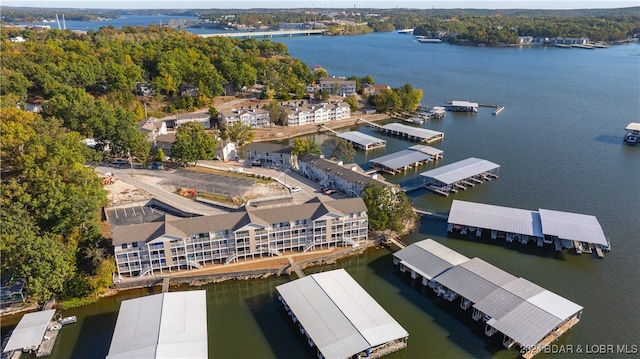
[{"left": 2, "top": 27, "right": 639, "bottom": 359}]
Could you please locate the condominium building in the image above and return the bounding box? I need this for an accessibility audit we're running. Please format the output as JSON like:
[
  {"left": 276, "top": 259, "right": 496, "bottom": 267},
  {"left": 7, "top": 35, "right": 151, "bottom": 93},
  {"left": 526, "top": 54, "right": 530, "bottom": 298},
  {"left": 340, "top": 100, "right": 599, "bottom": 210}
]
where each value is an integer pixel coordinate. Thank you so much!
[
  {"left": 110, "top": 197, "right": 368, "bottom": 277},
  {"left": 283, "top": 100, "right": 350, "bottom": 127},
  {"left": 218, "top": 107, "right": 271, "bottom": 128},
  {"left": 318, "top": 77, "right": 357, "bottom": 96}
]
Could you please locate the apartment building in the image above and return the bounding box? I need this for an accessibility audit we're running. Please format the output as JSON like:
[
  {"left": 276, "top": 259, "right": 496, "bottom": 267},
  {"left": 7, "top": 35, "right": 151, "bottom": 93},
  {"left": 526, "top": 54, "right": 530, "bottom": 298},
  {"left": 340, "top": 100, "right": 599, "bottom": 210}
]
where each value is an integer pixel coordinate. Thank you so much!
[
  {"left": 218, "top": 107, "right": 271, "bottom": 128},
  {"left": 110, "top": 197, "right": 368, "bottom": 277},
  {"left": 298, "top": 154, "right": 390, "bottom": 197},
  {"left": 318, "top": 77, "right": 357, "bottom": 96},
  {"left": 283, "top": 100, "right": 351, "bottom": 127}
]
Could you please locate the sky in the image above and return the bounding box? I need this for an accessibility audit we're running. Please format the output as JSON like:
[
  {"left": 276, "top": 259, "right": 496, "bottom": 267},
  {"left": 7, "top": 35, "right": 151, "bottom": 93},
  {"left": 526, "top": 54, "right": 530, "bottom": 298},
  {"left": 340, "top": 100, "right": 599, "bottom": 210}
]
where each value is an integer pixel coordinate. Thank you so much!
[{"left": 1, "top": 1, "right": 637, "bottom": 10}]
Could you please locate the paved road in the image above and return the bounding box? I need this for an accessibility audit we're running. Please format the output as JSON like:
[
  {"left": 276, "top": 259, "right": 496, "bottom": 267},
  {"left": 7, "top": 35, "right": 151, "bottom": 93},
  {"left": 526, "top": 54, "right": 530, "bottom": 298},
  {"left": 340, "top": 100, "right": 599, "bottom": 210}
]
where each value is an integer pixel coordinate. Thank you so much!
[{"left": 96, "top": 166, "right": 225, "bottom": 216}]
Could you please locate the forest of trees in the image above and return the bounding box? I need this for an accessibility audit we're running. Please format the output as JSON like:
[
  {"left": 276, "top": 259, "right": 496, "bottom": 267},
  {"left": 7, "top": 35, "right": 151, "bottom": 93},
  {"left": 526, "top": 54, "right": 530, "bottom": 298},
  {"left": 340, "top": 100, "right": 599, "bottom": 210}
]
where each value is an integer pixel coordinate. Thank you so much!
[{"left": 0, "top": 25, "right": 319, "bottom": 304}]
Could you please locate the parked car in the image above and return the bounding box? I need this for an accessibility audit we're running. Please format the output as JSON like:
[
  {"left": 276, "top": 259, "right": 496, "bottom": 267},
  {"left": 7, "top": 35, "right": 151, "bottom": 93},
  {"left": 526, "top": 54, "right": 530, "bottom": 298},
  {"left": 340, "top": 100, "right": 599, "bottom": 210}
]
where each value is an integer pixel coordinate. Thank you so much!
[{"left": 290, "top": 186, "right": 301, "bottom": 193}]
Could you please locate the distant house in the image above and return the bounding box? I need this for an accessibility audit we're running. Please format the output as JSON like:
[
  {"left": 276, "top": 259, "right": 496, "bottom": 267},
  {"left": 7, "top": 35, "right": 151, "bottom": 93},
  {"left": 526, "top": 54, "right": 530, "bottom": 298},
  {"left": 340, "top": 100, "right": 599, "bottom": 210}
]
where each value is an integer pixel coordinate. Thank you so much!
[
  {"left": 179, "top": 84, "right": 199, "bottom": 97},
  {"left": 282, "top": 100, "right": 350, "bottom": 127},
  {"left": 155, "top": 133, "right": 176, "bottom": 155},
  {"left": 218, "top": 107, "right": 271, "bottom": 128},
  {"left": 24, "top": 96, "right": 45, "bottom": 112},
  {"left": 9, "top": 36, "right": 26, "bottom": 43},
  {"left": 217, "top": 141, "right": 238, "bottom": 162},
  {"left": 361, "top": 83, "right": 390, "bottom": 96},
  {"left": 170, "top": 113, "right": 211, "bottom": 129},
  {"left": 319, "top": 77, "right": 357, "bottom": 97},
  {"left": 139, "top": 117, "right": 168, "bottom": 142},
  {"left": 244, "top": 142, "right": 292, "bottom": 168},
  {"left": 297, "top": 154, "right": 390, "bottom": 197},
  {"left": 135, "top": 82, "right": 156, "bottom": 96}
]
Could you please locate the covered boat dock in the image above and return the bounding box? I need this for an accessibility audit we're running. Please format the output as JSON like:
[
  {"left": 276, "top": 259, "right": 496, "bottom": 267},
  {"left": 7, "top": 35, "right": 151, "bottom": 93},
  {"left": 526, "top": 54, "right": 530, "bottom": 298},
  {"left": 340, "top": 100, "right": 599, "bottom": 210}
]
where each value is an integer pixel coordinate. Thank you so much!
[
  {"left": 337, "top": 131, "right": 387, "bottom": 150},
  {"left": 447, "top": 100, "right": 478, "bottom": 112},
  {"left": 276, "top": 269, "right": 409, "bottom": 359},
  {"left": 3, "top": 309, "right": 56, "bottom": 355},
  {"left": 370, "top": 150, "right": 433, "bottom": 174},
  {"left": 420, "top": 157, "right": 500, "bottom": 195},
  {"left": 393, "top": 239, "right": 582, "bottom": 358},
  {"left": 106, "top": 290, "right": 208, "bottom": 359},
  {"left": 409, "top": 145, "right": 444, "bottom": 159},
  {"left": 378, "top": 123, "right": 444, "bottom": 143},
  {"left": 624, "top": 122, "right": 640, "bottom": 143},
  {"left": 447, "top": 200, "right": 611, "bottom": 256}
]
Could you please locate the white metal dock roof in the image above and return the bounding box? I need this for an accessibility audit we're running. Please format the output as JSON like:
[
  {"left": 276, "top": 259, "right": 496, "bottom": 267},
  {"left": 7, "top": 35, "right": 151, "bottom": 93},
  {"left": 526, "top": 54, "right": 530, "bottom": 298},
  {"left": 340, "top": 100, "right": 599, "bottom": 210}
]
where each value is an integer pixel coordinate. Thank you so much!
[
  {"left": 538, "top": 209, "right": 608, "bottom": 245},
  {"left": 408, "top": 145, "right": 444, "bottom": 156},
  {"left": 448, "top": 200, "right": 544, "bottom": 237},
  {"left": 106, "top": 290, "right": 207, "bottom": 359},
  {"left": 3, "top": 309, "right": 55, "bottom": 352},
  {"left": 626, "top": 122, "right": 640, "bottom": 131},
  {"left": 451, "top": 100, "right": 478, "bottom": 108},
  {"left": 380, "top": 123, "right": 444, "bottom": 142},
  {"left": 420, "top": 157, "right": 500, "bottom": 185},
  {"left": 393, "top": 239, "right": 470, "bottom": 280},
  {"left": 369, "top": 150, "right": 432, "bottom": 171},
  {"left": 337, "top": 131, "right": 386, "bottom": 148},
  {"left": 276, "top": 269, "right": 408, "bottom": 359}
]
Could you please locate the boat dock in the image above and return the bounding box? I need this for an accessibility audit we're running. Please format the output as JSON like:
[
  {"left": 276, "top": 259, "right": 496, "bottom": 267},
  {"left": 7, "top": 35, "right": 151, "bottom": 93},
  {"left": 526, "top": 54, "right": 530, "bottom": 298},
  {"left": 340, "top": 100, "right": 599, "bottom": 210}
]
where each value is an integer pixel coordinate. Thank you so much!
[
  {"left": 420, "top": 157, "right": 500, "bottom": 196},
  {"left": 377, "top": 123, "right": 444, "bottom": 143},
  {"left": 447, "top": 200, "right": 611, "bottom": 258},
  {"left": 35, "top": 328, "right": 58, "bottom": 358},
  {"left": 287, "top": 256, "right": 305, "bottom": 278},
  {"left": 522, "top": 316, "right": 581, "bottom": 359},
  {"left": 393, "top": 239, "right": 583, "bottom": 358},
  {"left": 336, "top": 131, "right": 387, "bottom": 150}
]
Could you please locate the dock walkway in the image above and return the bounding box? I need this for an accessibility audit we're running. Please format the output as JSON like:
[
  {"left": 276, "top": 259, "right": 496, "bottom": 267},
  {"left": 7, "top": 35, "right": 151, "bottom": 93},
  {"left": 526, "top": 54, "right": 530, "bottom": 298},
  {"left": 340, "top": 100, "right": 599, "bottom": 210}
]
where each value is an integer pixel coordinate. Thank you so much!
[
  {"left": 35, "top": 327, "right": 58, "bottom": 357},
  {"left": 522, "top": 317, "right": 580, "bottom": 359},
  {"left": 287, "top": 256, "right": 305, "bottom": 278}
]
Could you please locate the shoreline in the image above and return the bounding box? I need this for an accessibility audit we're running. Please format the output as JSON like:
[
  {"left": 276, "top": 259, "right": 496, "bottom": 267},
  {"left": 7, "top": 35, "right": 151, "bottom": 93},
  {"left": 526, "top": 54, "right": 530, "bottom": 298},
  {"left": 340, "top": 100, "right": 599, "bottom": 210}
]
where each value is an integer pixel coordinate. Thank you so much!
[{"left": 252, "top": 112, "right": 390, "bottom": 142}]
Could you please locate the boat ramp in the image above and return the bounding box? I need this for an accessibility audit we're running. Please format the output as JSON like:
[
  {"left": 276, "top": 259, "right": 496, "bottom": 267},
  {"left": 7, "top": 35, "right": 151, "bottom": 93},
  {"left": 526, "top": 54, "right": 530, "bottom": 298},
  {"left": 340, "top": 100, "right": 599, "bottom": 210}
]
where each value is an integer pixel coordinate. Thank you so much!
[
  {"left": 447, "top": 200, "right": 611, "bottom": 257},
  {"left": 420, "top": 157, "right": 500, "bottom": 196},
  {"left": 393, "top": 239, "right": 582, "bottom": 358}
]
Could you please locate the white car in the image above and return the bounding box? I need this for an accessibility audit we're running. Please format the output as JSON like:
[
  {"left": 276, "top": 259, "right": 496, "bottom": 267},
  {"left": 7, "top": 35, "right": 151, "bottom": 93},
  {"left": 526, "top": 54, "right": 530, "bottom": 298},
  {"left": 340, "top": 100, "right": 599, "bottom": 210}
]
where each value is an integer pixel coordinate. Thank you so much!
[{"left": 290, "top": 186, "right": 301, "bottom": 193}]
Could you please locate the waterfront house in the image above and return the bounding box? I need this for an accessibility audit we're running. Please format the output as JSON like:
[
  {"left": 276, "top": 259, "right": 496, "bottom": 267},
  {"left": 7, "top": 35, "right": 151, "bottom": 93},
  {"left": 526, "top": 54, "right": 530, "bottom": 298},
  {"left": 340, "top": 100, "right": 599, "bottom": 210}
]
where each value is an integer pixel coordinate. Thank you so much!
[
  {"left": 319, "top": 77, "right": 357, "bottom": 96},
  {"left": 109, "top": 197, "right": 368, "bottom": 277},
  {"left": 218, "top": 107, "right": 271, "bottom": 128},
  {"left": 361, "top": 83, "right": 390, "bottom": 96},
  {"left": 297, "top": 154, "right": 390, "bottom": 197}
]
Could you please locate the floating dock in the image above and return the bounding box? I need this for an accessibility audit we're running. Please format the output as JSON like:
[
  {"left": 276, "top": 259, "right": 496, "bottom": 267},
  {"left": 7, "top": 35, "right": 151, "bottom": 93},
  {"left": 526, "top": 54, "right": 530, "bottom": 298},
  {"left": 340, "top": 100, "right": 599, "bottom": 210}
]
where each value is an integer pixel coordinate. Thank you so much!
[
  {"left": 447, "top": 200, "right": 611, "bottom": 257},
  {"left": 393, "top": 239, "right": 582, "bottom": 358}
]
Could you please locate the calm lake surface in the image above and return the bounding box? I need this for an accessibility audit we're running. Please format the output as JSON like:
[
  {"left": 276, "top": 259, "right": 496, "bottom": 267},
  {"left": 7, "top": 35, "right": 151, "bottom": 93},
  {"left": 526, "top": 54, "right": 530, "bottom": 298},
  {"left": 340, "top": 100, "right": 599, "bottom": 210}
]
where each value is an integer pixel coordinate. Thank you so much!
[{"left": 2, "top": 29, "right": 638, "bottom": 359}]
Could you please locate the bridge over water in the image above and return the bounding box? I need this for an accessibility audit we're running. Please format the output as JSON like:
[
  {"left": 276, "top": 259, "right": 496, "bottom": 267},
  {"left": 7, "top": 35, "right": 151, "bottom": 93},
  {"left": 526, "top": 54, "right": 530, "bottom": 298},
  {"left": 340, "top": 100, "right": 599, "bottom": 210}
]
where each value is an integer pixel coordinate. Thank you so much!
[{"left": 199, "top": 29, "right": 325, "bottom": 38}]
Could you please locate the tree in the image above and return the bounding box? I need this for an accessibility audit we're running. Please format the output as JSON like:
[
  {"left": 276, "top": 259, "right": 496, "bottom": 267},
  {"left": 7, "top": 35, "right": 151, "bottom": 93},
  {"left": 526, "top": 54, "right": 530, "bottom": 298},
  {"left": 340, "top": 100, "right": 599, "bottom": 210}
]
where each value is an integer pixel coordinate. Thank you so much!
[
  {"left": 225, "top": 121, "right": 255, "bottom": 148},
  {"left": 321, "top": 137, "right": 356, "bottom": 163},
  {"left": 170, "top": 121, "right": 218, "bottom": 166},
  {"left": 345, "top": 95, "right": 359, "bottom": 113},
  {"left": 362, "top": 183, "right": 416, "bottom": 234},
  {"left": 266, "top": 100, "right": 282, "bottom": 125},
  {"left": 291, "top": 138, "right": 322, "bottom": 157}
]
